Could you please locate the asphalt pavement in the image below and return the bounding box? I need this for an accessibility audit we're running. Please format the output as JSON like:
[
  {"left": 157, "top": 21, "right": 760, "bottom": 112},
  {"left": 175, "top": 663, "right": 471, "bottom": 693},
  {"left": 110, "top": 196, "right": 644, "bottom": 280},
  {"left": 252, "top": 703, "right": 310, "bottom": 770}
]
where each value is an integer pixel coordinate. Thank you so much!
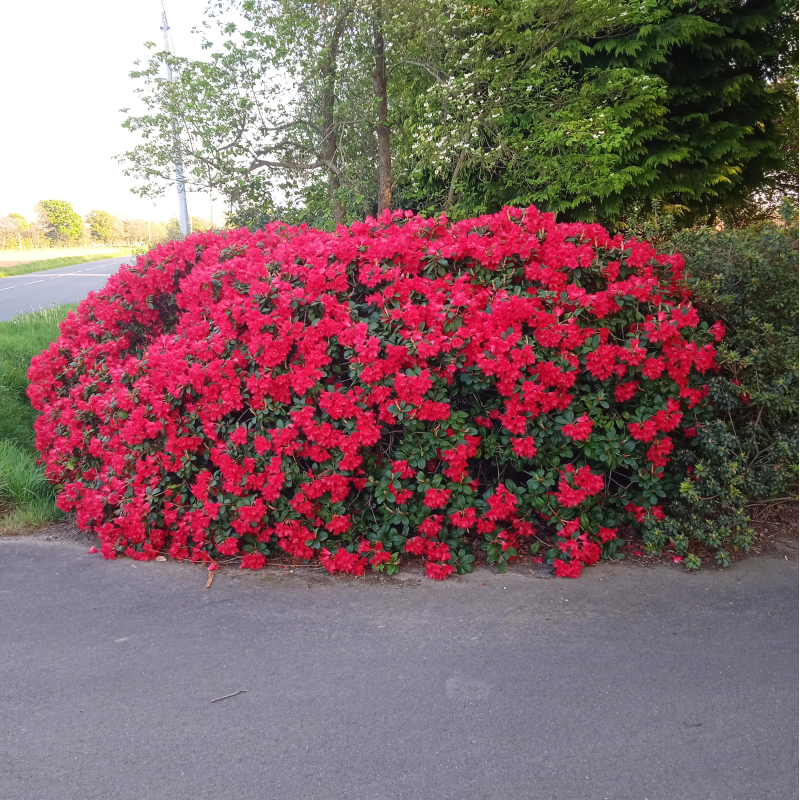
[
  {"left": 0, "top": 257, "right": 132, "bottom": 320},
  {"left": 0, "top": 534, "right": 796, "bottom": 800}
]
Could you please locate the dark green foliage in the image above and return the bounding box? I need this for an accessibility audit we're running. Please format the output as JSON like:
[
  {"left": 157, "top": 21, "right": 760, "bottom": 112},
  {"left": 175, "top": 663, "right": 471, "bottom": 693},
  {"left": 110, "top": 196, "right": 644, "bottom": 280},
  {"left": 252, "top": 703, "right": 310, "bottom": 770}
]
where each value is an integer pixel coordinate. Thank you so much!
[
  {"left": 585, "top": 0, "right": 797, "bottom": 224},
  {"left": 641, "top": 205, "right": 798, "bottom": 566},
  {"left": 408, "top": 0, "right": 797, "bottom": 225}
]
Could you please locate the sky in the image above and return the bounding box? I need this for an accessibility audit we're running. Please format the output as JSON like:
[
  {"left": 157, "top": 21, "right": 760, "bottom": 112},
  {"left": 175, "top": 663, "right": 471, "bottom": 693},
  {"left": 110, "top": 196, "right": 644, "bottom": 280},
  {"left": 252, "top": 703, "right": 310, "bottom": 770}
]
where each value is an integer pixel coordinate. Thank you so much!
[{"left": 0, "top": 0, "right": 222, "bottom": 224}]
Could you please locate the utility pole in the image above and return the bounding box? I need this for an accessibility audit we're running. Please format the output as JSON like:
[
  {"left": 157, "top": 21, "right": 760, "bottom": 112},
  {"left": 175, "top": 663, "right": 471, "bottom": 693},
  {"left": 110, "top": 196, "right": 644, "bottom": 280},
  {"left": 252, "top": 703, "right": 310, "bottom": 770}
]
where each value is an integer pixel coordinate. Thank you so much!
[{"left": 161, "top": 5, "right": 190, "bottom": 236}]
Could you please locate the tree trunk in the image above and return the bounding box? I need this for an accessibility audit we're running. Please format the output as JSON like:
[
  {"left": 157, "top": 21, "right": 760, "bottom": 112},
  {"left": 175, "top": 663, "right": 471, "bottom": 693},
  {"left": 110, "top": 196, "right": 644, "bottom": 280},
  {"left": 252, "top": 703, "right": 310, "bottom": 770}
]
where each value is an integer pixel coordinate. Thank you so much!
[
  {"left": 372, "top": 0, "right": 391, "bottom": 214},
  {"left": 319, "top": 6, "right": 354, "bottom": 227},
  {"left": 445, "top": 148, "right": 467, "bottom": 214}
]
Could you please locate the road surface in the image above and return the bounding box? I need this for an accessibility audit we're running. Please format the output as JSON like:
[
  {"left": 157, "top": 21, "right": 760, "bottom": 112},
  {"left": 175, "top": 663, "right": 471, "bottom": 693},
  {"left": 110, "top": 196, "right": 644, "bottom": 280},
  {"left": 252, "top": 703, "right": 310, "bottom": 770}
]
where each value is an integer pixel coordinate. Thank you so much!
[
  {"left": 0, "top": 532, "right": 796, "bottom": 800},
  {"left": 0, "top": 257, "right": 132, "bottom": 321}
]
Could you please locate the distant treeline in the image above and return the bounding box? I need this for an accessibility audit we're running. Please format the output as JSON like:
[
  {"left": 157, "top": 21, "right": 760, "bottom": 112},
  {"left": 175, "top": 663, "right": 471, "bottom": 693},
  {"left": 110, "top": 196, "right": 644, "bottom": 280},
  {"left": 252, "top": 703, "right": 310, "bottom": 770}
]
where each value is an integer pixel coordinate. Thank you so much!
[{"left": 0, "top": 201, "right": 214, "bottom": 249}]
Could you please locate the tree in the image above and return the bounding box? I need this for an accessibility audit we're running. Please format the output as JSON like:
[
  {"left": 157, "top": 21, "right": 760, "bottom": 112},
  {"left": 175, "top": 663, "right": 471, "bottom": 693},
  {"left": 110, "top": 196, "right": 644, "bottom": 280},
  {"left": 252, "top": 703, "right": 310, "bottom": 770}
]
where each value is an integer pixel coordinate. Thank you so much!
[
  {"left": 0, "top": 217, "right": 18, "bottom": 248},
  {"left": 0, "top": 214, "right": 28, "bottom": 248},
  {"left": 8, "top": 213, "right": 28, "bottom": 231},
  {"left": 120, "top": 0, "right": 374, "bottom": 226},
  {"left": 38, "top": 200, "right": 82, "bottom": 242},
  {"left": 119, "top": 0, "right": 437, "bottom": 226},
  {"left": 85, "top": 210, "right": 124, "bottom": 243},
  {"left": 119, "top": 0, "right": 797, "bottom": 226},
  {"left": 396, "top": 0, "right": 797, "bottom": 224},
  {"left": 582, "top": 0, "right": 798, "bottom": 224},
  {"left": 124, "top": 218, "right": 166, "bottom": 243}
]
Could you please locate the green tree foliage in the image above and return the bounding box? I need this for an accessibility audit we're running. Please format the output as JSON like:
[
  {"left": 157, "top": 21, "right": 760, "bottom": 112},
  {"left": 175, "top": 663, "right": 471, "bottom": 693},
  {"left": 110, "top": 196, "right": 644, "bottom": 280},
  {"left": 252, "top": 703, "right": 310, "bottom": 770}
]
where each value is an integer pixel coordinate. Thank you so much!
[
  {"left": 401, "top": 0, "right": 797, "bottom": 223},
  {"left": 119, "top": 0, "right": 404, "bottom": 227},
  {"left": 585, "top": 0, "right": 798, "bottom": 224},
  {"left": 8, "top": 213, "right": 28, "bottom": 231},
  {"left": 38, "top": 200, "right": 82, "bottom": 242},
  {"left": 119, "top": 0, "right": 796, "bottom": 226},
  {"left": 85, "top": 210, "right": 124, "bottom": 243}
]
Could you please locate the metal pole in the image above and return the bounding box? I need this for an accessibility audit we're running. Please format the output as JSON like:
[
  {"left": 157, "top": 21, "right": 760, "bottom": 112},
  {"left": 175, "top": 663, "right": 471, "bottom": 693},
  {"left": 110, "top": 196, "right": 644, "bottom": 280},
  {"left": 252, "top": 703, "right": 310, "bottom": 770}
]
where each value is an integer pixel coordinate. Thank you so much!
[{"left": 161, "top": 7, "right": 190, "bottom": 236}]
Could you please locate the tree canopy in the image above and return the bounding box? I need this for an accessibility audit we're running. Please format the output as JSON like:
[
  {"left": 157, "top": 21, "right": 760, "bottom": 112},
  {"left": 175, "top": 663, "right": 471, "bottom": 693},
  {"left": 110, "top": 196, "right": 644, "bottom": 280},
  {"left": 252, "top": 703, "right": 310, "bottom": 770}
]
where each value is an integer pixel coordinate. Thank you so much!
[
  {"left": 85, "top": 210, "right": 124, "bottom": 243},
  {"left": 118, "top": 0, "right": 798, "bottom": 228},
  {"left": 38, "top": 200, "right": 82, "bottom": 242}
]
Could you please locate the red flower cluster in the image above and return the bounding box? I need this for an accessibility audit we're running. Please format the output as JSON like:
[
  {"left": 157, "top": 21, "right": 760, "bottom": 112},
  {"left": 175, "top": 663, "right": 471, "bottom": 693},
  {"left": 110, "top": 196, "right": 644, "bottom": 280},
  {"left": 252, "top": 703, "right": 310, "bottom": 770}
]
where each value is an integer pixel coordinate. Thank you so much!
[{"left": 28, "top": 206, "right": 720, "bottom": 579}]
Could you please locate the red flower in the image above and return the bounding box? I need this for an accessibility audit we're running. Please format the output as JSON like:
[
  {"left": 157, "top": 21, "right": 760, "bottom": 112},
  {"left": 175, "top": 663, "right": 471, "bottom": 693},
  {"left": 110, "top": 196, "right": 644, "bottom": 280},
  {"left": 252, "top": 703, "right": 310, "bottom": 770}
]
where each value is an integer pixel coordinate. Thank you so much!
[
  {"left": 614, "top": 381, "right": 639, "bottom": 402},
  {"left": 449, "top": 507, "right": 477, "bottom": 529},
  {"left": 561, "top": 414, "right": 593, "bottom": 442},
  {"left": 405, "top": 537, "right": 431, "bottom": 556},
  {"left": 554, "top": 558, "right": 583, "bottom": 578},
  {"left": 426, "top": 562, "right": 455, "bottom": 581},
  {"left": 390, "top": 487, "right": 414, "bottom": 505},
  {"left": 625, "top": 503, "right": 646, "bottom": 523},
  {"left": 423, "top": 488, "right": 451, "bottom": 509},
  {"left": 511, "top": 437, "right": 537, "bottom": 458},
  {"left": 418, "top": 515, "right": 444, "bottom": 538},
  {"left": 240, "top": 551, "right": 267, "bottom": 570},
  {"left": 646, "top": 437, "right": 674, "bottom": 467},
  {"left": 391, "top": 460, "right": 415, "bottom": 479},
  {"left": 598, "top": 527, "right": 618, "bottom": 543},
  {"left": 217, "top": 537, "right": 240, "bottom": 556},
  {"left": 325, "top": 515, "right": 351, "bottom": 535},
  {"left": 708, "top": 321, "right": 726, "bottom": 342},
  {"left": 628, "top": 419, "right": 658, "bottom": 442},
  {"left": 229, "top": 427, "right": 248, "bottom": 446},
  {"left": 27, "top": 205, "right": 724, "bottom": 582},
  {"left": 319, "top": 547, "right": 368, "bottom": 576},
  {"left": 584, "top": 344, "right": 618, "bottom": 381},
  {"left": 641, "top": 358, "right": 665, "bottom": 380},
  {"left": 486, "top": 485, "right": 518, "bottom": 521}
]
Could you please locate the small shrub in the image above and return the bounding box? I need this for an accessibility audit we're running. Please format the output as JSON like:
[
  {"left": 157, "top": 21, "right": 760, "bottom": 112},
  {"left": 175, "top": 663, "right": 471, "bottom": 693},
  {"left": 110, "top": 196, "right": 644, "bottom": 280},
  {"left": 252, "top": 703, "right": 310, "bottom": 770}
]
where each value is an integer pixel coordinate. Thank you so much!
[{"left": 28, "top": 207, "right": 723, "bottom": 577}]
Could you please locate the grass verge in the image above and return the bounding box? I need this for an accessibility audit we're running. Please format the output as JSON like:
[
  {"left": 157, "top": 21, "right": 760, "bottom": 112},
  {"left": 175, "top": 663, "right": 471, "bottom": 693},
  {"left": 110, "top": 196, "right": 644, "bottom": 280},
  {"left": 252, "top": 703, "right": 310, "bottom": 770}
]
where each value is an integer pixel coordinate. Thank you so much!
[
  {"left": 0, "top": 305, "right": 75, "bottom": 530},
  {"left": 0, "top": 250, "right": 134, "bottom": 278}
]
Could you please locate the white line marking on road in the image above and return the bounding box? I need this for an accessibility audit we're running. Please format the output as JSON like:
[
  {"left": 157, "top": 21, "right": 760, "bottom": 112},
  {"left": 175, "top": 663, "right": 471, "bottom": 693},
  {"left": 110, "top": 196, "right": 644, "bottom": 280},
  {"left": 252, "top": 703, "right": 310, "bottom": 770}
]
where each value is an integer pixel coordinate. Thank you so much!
[{"left": 23, "top": 279, "right": 45, "bottom": 286}]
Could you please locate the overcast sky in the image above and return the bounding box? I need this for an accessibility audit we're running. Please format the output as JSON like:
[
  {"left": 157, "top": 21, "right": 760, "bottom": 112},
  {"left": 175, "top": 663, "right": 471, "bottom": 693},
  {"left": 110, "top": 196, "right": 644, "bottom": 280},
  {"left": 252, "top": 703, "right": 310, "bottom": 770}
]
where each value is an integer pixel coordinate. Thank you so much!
[{"left": 1, "top": 0, "right": 221, "bottom": 224}]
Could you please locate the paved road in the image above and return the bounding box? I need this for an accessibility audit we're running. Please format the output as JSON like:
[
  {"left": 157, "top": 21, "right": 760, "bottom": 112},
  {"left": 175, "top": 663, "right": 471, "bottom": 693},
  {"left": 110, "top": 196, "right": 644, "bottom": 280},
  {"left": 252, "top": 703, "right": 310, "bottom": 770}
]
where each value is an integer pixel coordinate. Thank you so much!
[
  {"left": 0, "top": 257, "right": 133, "bottom": 321},
  {"left": 0, "top": 536, "right": 796, "bottom": 800}
]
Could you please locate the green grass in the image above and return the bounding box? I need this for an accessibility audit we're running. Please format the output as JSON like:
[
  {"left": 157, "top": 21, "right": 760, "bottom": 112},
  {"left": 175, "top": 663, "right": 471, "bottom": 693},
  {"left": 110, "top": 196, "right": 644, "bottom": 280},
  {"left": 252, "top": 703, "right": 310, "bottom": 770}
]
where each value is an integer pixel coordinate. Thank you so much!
[
  {"left": 0, "top": 250, "right": 134, "bottom": 278},
  {"left": 0, "top": 305, "right": 75, "bottom": 530}
]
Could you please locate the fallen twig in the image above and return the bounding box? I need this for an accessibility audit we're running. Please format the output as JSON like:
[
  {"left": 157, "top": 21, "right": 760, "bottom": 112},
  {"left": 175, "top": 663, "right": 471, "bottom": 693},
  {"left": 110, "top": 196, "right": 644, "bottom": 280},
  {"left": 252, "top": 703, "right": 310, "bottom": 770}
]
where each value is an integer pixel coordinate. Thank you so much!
[{"left": 211, "top": 690, "right": 247, "bottom": 704}]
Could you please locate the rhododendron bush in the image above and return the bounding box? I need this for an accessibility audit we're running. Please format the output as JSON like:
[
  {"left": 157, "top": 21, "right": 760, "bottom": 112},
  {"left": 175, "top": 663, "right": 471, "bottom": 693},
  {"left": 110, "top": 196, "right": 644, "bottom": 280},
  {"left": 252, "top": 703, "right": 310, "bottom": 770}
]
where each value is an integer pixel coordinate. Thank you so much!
[{"left": 28, "top": 207, "right": 722, "bottom": 579}]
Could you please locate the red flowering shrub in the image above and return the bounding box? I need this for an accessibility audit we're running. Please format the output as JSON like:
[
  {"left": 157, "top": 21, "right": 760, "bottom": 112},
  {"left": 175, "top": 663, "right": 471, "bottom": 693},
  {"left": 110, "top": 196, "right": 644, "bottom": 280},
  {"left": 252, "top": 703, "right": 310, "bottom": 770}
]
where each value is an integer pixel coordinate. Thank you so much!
[{"left": 27, "top": 206, "right": 721, "bottom": 578}]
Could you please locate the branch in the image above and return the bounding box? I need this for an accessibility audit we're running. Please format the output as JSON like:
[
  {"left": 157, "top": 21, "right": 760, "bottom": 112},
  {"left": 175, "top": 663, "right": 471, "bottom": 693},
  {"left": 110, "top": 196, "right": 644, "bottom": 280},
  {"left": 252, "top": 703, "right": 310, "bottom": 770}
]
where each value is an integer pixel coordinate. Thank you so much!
[
  {"left": 248, "top": 158, "right": 327, "bottom": 173},
  {"left": 389, "top": 59, "right": 448, "bottom": 84}
]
